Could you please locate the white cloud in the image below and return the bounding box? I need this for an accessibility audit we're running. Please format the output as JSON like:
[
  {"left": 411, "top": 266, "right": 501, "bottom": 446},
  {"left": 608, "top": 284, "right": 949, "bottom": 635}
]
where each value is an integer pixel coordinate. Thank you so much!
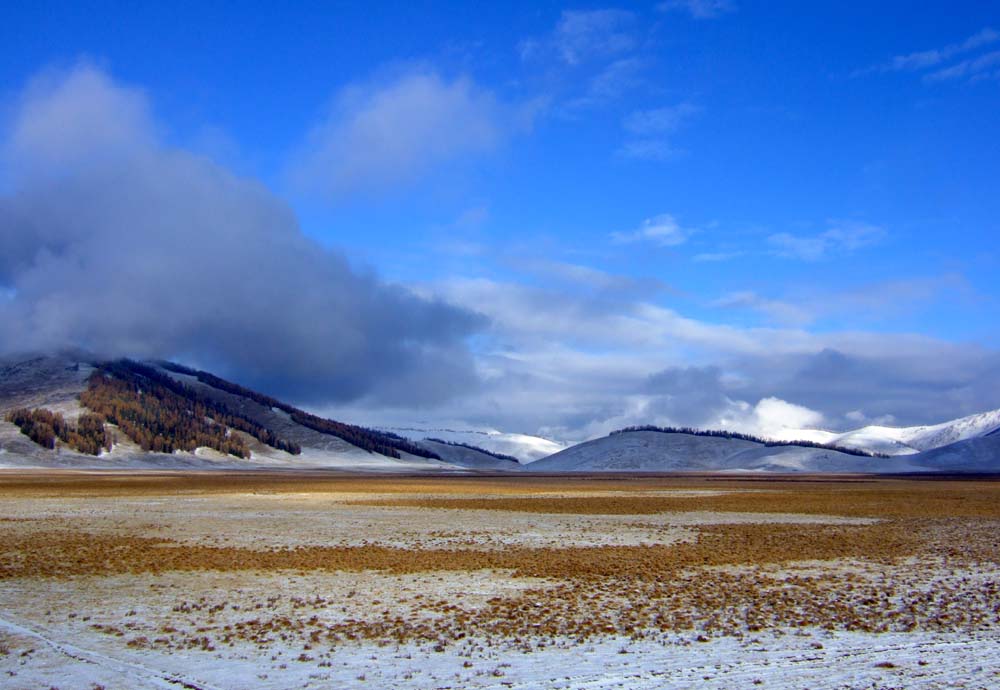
[
  {"left": 926, "top": 49, "right": 1000, "bottom": 82},
  {"left": 888, "top": 27, "right": 999, "bottom": 71},
  {"left": 619, "top": 103, "right": 699, "bottom": 160},
  {"left": 612, "top": 214, "right": 692, "bottom": 246},
  {"left": 552, "top": 9, "right": 636, "bottom": 66},
  {"left": 693, "top": 251, "right": 742, "bottom": 262},
  {"left": 712, "top": 291, "right": 813, "bottom": 326},
  {"left": 520, "top": 9, "right": 649, "bottom": 117},
  {"left": 7, "top": 62, "right": 155, "bottom": 170},
  {"left": 617, "top": 139, "right": 676, "bottom": 161},
  {"left": 710, "top": 273, "right": 968, "bottom": 333},
  {"left": 768, "top": 221, "right": 886, "bottom": 261},
  {"left": 858, "top": 27, "right": 1000, "bottom": 82},
  {"left": 744, "top": 397, "right": 825, "bottom": 437},
  {"left": 622, "top": 103, "right": 699, "bottom": 136},
  {"left": 399, "top": 267, "right": 1000, "bottom": 441},
  {"left": 845, "top": 409, "right": 897, "bottom": 426},
  {"left": 584, "top": 58, "right": 646, "bottom": 103},
  {"left": 290, "top": 70, "right": 515, "bottom": 197},
  {"left": 658, "top": 0, "right": 737, "bottom": 20},
  {"left": 518, "top": 259, "right": 657, "bottom": 293}
]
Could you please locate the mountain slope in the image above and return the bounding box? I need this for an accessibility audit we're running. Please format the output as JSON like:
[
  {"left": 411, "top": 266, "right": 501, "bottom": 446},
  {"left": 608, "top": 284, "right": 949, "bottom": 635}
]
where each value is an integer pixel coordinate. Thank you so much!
[
  {"left": 908, "top": 434, "right": 1000, "bottom": 473},
  {"left": 381, "top": 426, "right": 567, "bottom": 463},
  {"left": 526, "top": 430, "right": 925, "bottom": 474},
  {"left": 779, "top": 409, "right": 1000, "bottom": 457},
  {"left": 415, "top": 439, "right": 523, "bottom": 471},
  {"left": 0, "top": 355, "right": 470, "bottom": 472}
]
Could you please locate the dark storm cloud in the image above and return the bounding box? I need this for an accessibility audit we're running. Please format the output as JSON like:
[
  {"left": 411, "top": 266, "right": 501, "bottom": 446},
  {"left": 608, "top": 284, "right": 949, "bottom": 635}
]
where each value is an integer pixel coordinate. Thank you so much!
[
  {"left": 642, "top": 365, "right": 734, "bottom": 427},
  {"left": 0, "top": 64, "right": 485, "bottom": 404}
]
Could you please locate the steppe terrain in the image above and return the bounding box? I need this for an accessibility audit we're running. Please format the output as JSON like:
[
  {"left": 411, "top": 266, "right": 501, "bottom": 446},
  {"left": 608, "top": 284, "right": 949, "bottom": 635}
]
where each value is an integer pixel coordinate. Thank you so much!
[{"left": 0, "top": 472, "right": 997, "bottom": 689}]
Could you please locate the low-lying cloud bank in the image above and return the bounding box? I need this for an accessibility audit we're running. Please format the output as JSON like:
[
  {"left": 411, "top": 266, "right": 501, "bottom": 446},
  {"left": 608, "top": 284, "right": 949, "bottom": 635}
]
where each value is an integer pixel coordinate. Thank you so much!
[
  {"left": 0, "top": 64, "right": 485, "bottom": 404},
  {"left": 348, "top": 274, "right": 1000, "bottom": 442}
]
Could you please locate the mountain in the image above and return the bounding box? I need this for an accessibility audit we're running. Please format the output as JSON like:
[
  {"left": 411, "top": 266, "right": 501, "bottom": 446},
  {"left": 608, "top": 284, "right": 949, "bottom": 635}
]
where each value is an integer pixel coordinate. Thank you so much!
[
  {"left": 414, "top": 439, "right": 523, "bottom": 471},
  {"left": 3, "top": 353, "right": 998, "bottom": 474},
  {"left": 526, "top": 416, "right": 1000, "bottom": 474},
  {"left": 525, "top": 429, "right": 925, "bottom": 474},
  {"left": 0, "top": 354, "right": 491, "bottom": 473},
  {"left": 776, "top": 409, "right": 1000, "bottom": 456},
  {"left": 905, "top": 432, "right": 1000, "bottom": 473},
  {"left": 380, "top": 426, "right": 567, "bottom": 463}
]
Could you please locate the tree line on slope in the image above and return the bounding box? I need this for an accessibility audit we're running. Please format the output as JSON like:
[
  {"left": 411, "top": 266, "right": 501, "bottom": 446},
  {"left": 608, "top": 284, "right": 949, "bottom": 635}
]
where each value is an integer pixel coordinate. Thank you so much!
[
  {"left": 157, "top": 361, "right": 441, "bottom": 460},
  {"left": 424, "top": 438, "right": 521, "bottom": 463},
  {"left": 610, "top": 425, "right": 889, "bottom": 458},
  {"left": 86, "top": 360, "right": 302, "bottom": 457},
  {"left": 81, "top": 371, "right": 245, "bottom": 457},
  {"left": 5, "top": 407, "right": 111, "bottom": 455}
]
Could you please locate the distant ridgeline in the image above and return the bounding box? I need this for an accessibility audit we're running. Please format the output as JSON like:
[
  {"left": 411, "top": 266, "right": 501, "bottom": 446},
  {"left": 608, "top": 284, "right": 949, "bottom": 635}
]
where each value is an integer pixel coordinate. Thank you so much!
[
  {"left": 610, "top": 425, "right": 889, "bottom": 459},
  {"left": 157, "top": 361, "right": 441, "bottom": 460},
  {"left": 424, "top": 438, "right": 521, "bottom": 463}
]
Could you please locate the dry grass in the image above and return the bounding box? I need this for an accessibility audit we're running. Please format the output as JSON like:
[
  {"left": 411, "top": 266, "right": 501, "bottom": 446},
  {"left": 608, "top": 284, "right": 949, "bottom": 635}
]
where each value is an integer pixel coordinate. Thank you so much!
[
  {"left": 1, "top": 472, "right": 998, "bottom": 649},
  {"left": 349, "top": 483, "right": 1000, "bottom": 519},
  {"left": 0, "top": 520, "right": 939, "bottom": 581}
]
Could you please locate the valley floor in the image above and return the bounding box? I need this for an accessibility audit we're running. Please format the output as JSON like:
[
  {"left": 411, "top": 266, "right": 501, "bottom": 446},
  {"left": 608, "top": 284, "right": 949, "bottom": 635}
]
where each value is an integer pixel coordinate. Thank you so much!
[{"left": 0, "top": 472, "right": 998, "bottom": 689}]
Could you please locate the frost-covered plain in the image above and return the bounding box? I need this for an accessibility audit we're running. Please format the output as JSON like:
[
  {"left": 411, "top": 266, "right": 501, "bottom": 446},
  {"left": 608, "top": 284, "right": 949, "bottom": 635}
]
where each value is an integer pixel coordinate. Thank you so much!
[{"left": 0, "top": 473, "right": 998, "bottom": 689}]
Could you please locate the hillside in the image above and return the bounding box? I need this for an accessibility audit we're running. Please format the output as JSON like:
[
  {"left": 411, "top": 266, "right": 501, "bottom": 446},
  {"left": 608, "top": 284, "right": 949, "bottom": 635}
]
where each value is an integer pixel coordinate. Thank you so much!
[
  {"left": 905, "top": 432, "right": 1000, "bottom": 473},
  {"left": 381, "top": 426, "right": 567, "bottom": 462},
  {"left": 0, "top": 354, "right": 478, "bottom": 472},
  {"left": 775, "top": 409, "right": 1000, "bottom": 456},
  {"left": 415, "top": 439, "right": 524, "bottom": 471},
  {"left": 525, "top": 429, "right": 925, "bottom": 473}
]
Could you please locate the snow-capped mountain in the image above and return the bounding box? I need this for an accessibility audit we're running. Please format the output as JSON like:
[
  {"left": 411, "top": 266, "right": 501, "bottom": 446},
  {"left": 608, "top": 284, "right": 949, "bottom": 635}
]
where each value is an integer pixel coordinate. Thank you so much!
[
  {"left": 378, "top": 426, "right": 567, "bottom": 463},
  {"left": 525, "top": 429, "right": 925, "bottom": 474},
  {"left": 775, "top": 408, "right": 1000, "bottom": 457}
]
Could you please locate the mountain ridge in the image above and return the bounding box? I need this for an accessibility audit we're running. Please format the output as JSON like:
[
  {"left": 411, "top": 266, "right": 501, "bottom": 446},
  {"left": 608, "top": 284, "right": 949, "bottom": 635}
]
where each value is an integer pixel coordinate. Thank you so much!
[
  {"left": 774, "top": 408, "right": 1000, "bottom": 457},
  {"left": 1, "top": 352, "right": 997, "bottom": 473}
]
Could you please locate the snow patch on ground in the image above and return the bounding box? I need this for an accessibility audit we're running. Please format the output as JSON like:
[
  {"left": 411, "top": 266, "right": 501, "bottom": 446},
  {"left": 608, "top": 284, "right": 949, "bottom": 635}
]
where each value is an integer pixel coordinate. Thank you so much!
[{"left": 1, "top": 608, "right": 995, "bottom": 690}]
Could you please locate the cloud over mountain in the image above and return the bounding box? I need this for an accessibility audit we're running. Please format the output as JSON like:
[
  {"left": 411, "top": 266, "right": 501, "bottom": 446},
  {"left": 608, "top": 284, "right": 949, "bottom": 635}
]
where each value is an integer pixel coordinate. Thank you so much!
[{"left": 0, "top": 63, "right": 485, "bottom": 405}]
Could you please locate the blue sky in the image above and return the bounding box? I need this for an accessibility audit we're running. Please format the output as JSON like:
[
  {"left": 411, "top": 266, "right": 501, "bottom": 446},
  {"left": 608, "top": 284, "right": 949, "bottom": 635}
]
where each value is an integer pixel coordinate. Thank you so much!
[{"left": 2, "top": 1, "right": 999, "bottom": 439}]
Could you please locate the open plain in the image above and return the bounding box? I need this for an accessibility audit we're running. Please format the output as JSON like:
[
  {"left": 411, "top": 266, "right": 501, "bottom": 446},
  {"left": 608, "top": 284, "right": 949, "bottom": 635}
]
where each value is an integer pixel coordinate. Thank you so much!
[{"left": 0, "top": 472, "right": 998, "bottom": 689}]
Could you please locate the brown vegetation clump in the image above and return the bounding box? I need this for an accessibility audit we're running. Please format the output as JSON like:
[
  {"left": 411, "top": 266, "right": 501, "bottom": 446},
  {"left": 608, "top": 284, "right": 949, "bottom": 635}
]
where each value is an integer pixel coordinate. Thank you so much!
[
  {"left": 5, "top": 408, "right": 111, "bottom": 455},
  {"left": 350, "top": 483, "right": 1000, "bottom": 519}
]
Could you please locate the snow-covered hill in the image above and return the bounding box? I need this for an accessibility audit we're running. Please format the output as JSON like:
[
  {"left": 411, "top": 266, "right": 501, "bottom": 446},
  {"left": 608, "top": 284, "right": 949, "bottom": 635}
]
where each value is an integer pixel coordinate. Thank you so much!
[
  {"left": 525, "top": 430, "right": 925, "bottom": 474},
  {"left": 380, "top": 426, "right": 567, "bottom": 463},
  {"left": 415, "top": 439, "right": 523, "bottom": 471},
  {"left": 907, "top": 433, "right": 1000, "bottom": 473},
  {"left": 777, "top": 409, "right": 1000, "bottom": 457}
]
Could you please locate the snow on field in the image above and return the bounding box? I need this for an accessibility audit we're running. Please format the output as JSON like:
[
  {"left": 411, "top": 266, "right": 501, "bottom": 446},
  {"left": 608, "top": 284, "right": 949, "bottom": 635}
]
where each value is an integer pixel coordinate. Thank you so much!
[
  {"left": 1, "top": 479, "right": 997, "bottom": 690},
  {"left": 0, "top": 490, "right": 877, "bottom": 552},
  {"left": 1, "top": 609, "right": 996, "bottom": 690}
]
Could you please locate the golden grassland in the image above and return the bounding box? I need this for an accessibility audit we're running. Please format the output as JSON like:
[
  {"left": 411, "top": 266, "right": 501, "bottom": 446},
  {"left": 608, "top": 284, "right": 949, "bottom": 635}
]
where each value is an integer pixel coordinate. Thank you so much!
[{"left": 0, "top": 472, "right": 998, "bottom": 652}]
